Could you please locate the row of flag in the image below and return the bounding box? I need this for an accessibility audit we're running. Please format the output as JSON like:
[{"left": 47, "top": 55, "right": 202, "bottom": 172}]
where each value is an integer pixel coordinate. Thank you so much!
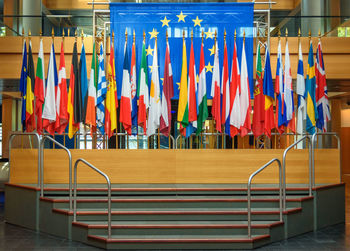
[{"left": 19, "top": 33, "right": 330, "bottom": 139}]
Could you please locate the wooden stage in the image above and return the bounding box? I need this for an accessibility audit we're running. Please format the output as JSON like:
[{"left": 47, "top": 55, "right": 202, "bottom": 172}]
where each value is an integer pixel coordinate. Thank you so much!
[{"left": 9, "top": 149, "right": 340, "bottom": 184}]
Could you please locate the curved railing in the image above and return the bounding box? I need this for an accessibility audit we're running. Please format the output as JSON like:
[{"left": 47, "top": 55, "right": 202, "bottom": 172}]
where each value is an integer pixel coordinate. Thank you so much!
[
  {"left": 247, "top": 158, "right": 282, "bottom": 239},
  {"left": 73, "top": 158, "right": 112, "bottom": 239},
  {"left": 311, "top": 132, "right": 341, "bottom": 186},
  {"left": 282, "top": 135, "right": 312, "bottom": 210},
  {"left": 40, "top": 136, "right": 72, "bottom": 210},
  {"left": 9, "top": 132, "right": 41, "bottom": 186}
]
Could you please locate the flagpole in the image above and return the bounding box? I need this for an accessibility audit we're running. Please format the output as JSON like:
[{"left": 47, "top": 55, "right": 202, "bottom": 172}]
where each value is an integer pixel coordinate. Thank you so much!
[
  {"left": 222, "top": 29, "right": 226, "bottom": 149},
  {"left": 155, "top": 30, "right": 161, "bottom": 149}
]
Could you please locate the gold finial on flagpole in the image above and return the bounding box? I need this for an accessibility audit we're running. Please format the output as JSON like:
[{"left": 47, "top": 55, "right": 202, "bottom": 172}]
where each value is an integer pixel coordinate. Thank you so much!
[
  {"left": 234, "top": 29, "right": 237, "bottom": 41},
  {"left": 201, "top": 29, "right": 204, "bottom": 43},
  {"left": 22, "top": 27, "right": 25, "bottom": 37},
  {"left": 81, "top": 29, "right": 84, "bottom": 42},
  {"left": 298, "top": 27, "right": 301, "bottom": 42},
  {"left": 52, "top": 27, "right": 54, "bottom": 42},
  {"left": 224, "top": 29, "right": 226, "bottom": 42},
  {"left": 278, "top": 28, "right": 281, "bottom": 41},
  {"left": 285, "top": 28, "right": 288, "bottom": 41},
  {"left": 62, "top": 28, "right": 65, "bottom": 40},
  {"left": 133, "top": 30, "right": 135, "bottom": 43},
  {"left": 166, "top": 29, "right": 168, "bottom": 42},
  {"left": 191, "top": 29, "right": 193, "bottom": 41},
  {"left": 243, "top": 29, "right": 245, "bottom": 44},
  {"left": 309, "top": 30, "right": 311, "bottom": 45},
  {"left": 155, "top": 29, "right": 157, "bottom": 42},
  {"left": 125, "top": 28, "right": 128, "bottom": 43},
  {"left": 67, "top": 29, "right": 70, "bottom": 37},
  {"left": 143, "top": 30, "right": 145, "bottom": 42},
  {"left": 28, "top": 29, "right": 31, "bottom": 39},
  {"left": 183, "top": 29, "right": 185, "bottom": 41},
  {"left": 318, "top": 29, "right": 321, "bottom": 40}
]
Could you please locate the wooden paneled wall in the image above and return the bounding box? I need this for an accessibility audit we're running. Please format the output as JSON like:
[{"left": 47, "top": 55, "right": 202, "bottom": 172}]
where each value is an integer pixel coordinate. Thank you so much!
[
  {"left": 0, "top": 36, "right": 349, "bottom": 80},
  {"left": 9, "top": 149, "right": 340, "bottom": 184}
]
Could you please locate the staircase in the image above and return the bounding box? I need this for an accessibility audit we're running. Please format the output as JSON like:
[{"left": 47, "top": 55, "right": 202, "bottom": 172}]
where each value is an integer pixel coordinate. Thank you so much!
[{"left": 33, "top": 185, "right": 319, "bottom": 250}]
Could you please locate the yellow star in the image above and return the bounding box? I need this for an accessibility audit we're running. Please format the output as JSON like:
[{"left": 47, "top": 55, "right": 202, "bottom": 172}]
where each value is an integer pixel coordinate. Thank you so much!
[
  {"left": 196, "top": 74, "right": 199, "bottom": 84},
  {"left": 160, "top": 78, "right": 164, "bottom": 85},
  {"left": 204, "top": 30, "right": 214, "bottom": 39},
  {"left": 146, "top": 45, "right": 154, "bottom": 56},
  {"left": 208, "top": 45, "right": 215, "bottom": 56},
  {"left": 160, "top": 16, "right": 171, "bottom": 27},
  {"left": 176, "top": 82, "right": 180, "bottom": 90},
  {"left": 176, "top": 11, "right": 187, "bottom": 23},
  {"left": 148, "top": 28, "right": 159, "bottom": 39},
  {"left": 192, "top": 16, "right": 203, "bottom": 27},
  {"left": 205, "top": 62, "right": 213, "bottom": 73}
]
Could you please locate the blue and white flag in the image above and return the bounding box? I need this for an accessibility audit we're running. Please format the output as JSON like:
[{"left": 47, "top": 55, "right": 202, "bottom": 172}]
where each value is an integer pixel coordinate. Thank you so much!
[
  {"left": 96, "top": 43, "right": 107, "bottom": 134},
  {"left": 296, "top": 40, "right": 306, "bottom": 135}
]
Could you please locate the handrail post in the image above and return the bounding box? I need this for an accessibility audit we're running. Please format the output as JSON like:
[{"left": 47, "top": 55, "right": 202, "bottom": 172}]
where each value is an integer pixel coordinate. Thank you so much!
[
  {"left": 40, "top": 136, "right": 73, "bottom": 211},
  {"left": 8, "top": 132, "right": 41, "bottom": 188},
  {"left": 247, "top": 158, "right": 282, "bottom": 239},
  {"left": 73, "top": 158, "right": 112, "bottom": 239},
  {"left": 282, "top": 135, "right": 312, "bottom": 210}
]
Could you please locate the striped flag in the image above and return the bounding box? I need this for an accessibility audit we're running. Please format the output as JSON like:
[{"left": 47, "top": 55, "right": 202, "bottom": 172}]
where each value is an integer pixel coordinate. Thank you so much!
[
  {"left": 177, "top": 38, "right": 189, "bottom": 136},
  {"left": 68, "top": 41, "right": 80, "bottom": 138},
  {"left": 96, "top": 43, "right": 107, "bottom": 135},
  {"left": 34, "top": 38, "right": 45, "bottom": 134},
  {"left": 19, "top": 40, "right": 27, "bottom": 131},
  {"left": 240, "top": 39, "right": 251, "bottom": 137},
  {"left": 296, "top": 40, "right": 306, "bottom": 135},
  {"left": 315, "top": 40, "right": 331, "bottom": 132},
  {"left": 306, "top": 41, "right": 317, "bottom": 134},
  {"left": 147, "top": 40, "right": 161, "bottom": 136},
  {"left": 120, "top": 41, "right": 132, "bottom": 135},
  {"left": 229, "top": 40, "right": 241, "bottom": 137},
  {"left": 160, "top": 41, "right": 174, "bottom": 137},
  {"left": 284, "top": 40, "right": 295, "bottom": 133},
  {"left": 211, "top": 40, "right": 221, "bottom": 132},
  {"left": 105, "top": 39, "right": 117, "bottom": 138},
  {"left": 25, "top": 41, "right": 35, "bottom": 132},
  {"left": 252, "top": 43, "right": 264, "bottom": 137},
  {"left": 275, "top": 40, "right": 286, "bottom": 134},
  {"left": 79, "top": 43, "right": 88, "bottom": 123},
  {"left": 221, "top": 40, "right": 230, "bottom": 136},
  {"left": 42, "top": 43, "right": 58, "bottom": 135},
  {"left": 130, "top": 37, "right": 138, "bottom": 134},
  {"left": 187, "top": 38, "right": 197, "bottom": 137},
  {"left": 138, "top": 40, "right": 149, "bottom": 134},
  {"left": 55, "top": 40, "right": 69, "bottom": 134},
  {"left": 196, "top": 40, "right": 208, "bottom": 136},
  {"left": 263, "top": 46, "right": 275, "bottom": 138},
  {"left": 85, "top": 42, "right": 97, "bottom": 135}
]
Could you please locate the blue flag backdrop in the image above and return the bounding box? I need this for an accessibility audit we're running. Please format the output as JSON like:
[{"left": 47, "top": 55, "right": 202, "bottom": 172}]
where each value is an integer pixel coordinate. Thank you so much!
[{"left": 110, "top": 3, "right": 254, "bottom": 100}]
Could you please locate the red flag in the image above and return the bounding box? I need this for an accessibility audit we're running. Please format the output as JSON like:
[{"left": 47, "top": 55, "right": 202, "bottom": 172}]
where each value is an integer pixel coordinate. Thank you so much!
[
  {"left": 55, "top": 41, "right": 69, "bottom": 134},
  {"left": 34, "top": 39, "right": 45, "bottom": 134},
  {"left": 221, "top": 40, "right": 230, "bottom": 136},
  {"left": 252, "top": 43, "right": 264, "bottom": 137},
  {"left": 160, "top": 42, "right": 174, "bottom": 136},
  {"left": 188, "top": 39, "right": 197, "bottom": 128}
]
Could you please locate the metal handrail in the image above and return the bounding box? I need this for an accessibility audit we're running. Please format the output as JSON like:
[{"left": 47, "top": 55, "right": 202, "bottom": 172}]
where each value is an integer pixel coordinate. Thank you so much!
[
  {"left": 247, "top": 158, "right": 282, "bottom": 239},
  {"left": 282, "top": 135, "right": 312, "bottom": 210},
  {"left": 40, "top": 136, "right": 72, "bottom": 211},
  {"left": 311, "top": 132, "right": 341, "bottom": 186},
  {"left": 73, "top": 158, "right": 112, "bottom": 239},
  {"left": 9, "top": 132, "right": 41, "bottom": 186}
]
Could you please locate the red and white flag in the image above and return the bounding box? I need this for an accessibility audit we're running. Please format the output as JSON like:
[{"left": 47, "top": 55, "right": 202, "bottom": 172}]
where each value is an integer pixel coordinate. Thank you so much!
[
  {"left": 210, "top": 41, "right": 221, "bottom": 132},
  {"left": 160, "top": 42, "right": 174, "bottom": 136},
  {"left": 239, "top": 40, "right": 251, "bottom": 137},
  {"left": 229, "top": 40, "right": 241, "bottom": 137},
  {"left": 221, "top": 40, "right": 230, "bottom": 136}
]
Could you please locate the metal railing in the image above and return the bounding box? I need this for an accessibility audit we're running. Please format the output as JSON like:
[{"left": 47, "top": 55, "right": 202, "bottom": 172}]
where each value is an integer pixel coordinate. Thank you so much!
[
  {"left": 40, "top": 136, "right": 72, "bottom": 210},
  {"left": 9, "top": 132, "right": 41, "bottom": 186},
  {"left": 311, "top": 132, "right": 341, "bottom": 186},
  {"left": 282, "top": 135, "right": 312, "bottom": 210},
  {"left": 247, "top": 158, "right": 282, "bottom": 239},
  {"left": 73, "top": 158, "right": 112, "bottom": 239}
]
